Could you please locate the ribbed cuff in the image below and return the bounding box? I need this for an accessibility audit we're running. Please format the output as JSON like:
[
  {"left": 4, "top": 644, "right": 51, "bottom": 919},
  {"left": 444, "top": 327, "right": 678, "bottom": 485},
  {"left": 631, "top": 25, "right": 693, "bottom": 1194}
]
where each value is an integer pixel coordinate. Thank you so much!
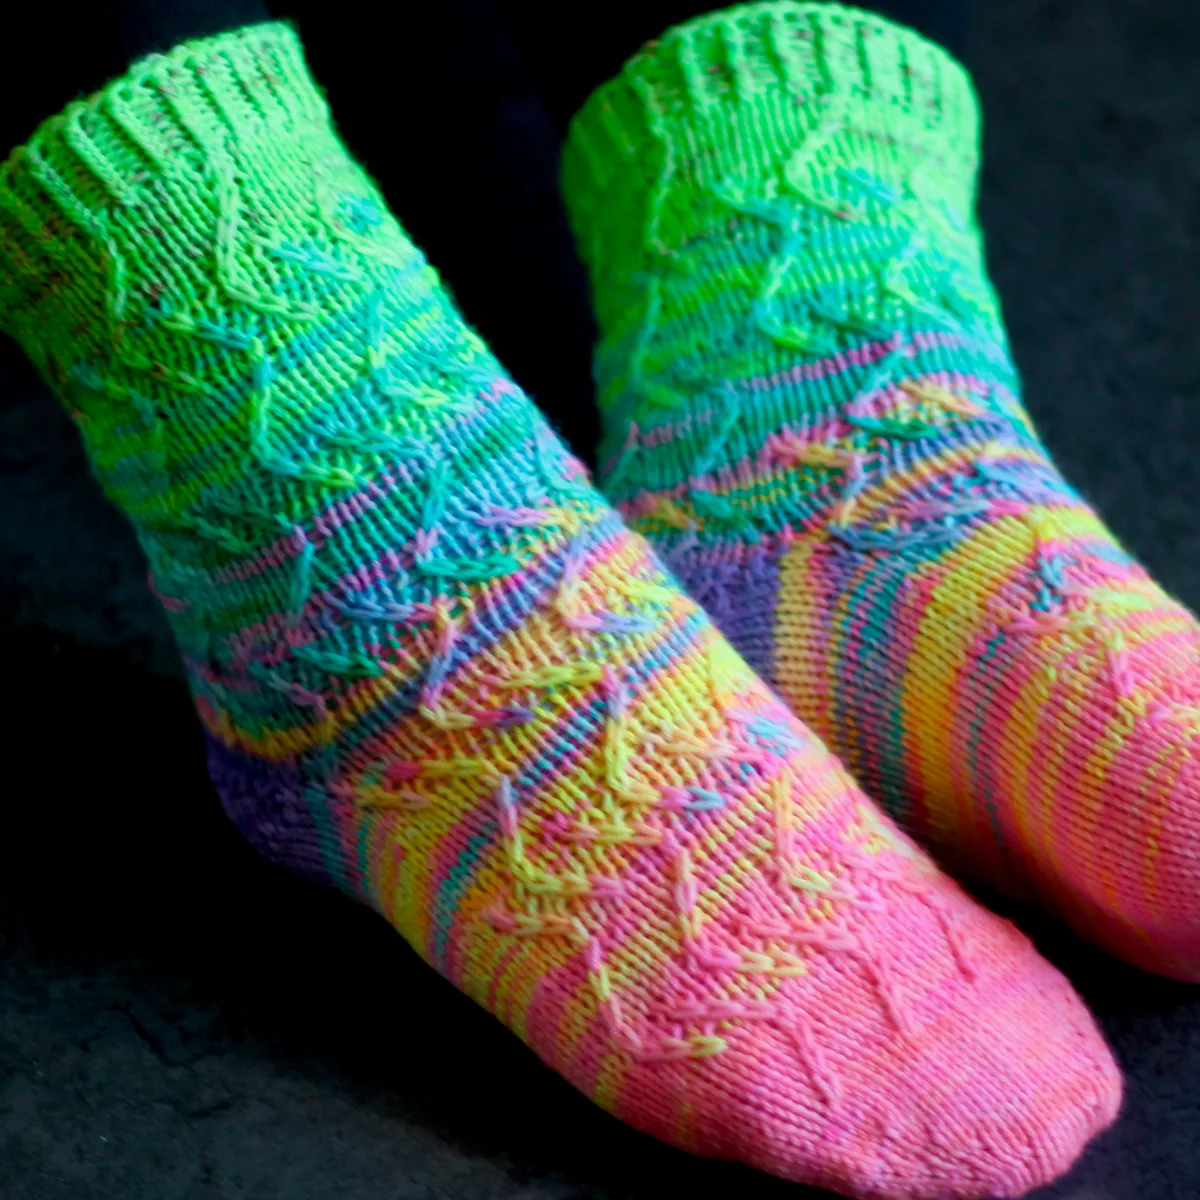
[
  {"left": 563, "top": 2, "right": 980, "bottom": 256},
  {"left": 0, "top": 22, "right": 329, "bottom": 350}
]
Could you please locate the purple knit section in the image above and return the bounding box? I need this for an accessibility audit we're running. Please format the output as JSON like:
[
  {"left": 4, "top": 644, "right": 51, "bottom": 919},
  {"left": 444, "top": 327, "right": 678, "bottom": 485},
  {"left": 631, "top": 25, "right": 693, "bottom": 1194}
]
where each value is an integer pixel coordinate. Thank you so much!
[
  {"left": 205, "top": 733, "right": 334, "bottom": 888},
  {"left": 666, "top": 542, "right": 783, "bottom": 682}
]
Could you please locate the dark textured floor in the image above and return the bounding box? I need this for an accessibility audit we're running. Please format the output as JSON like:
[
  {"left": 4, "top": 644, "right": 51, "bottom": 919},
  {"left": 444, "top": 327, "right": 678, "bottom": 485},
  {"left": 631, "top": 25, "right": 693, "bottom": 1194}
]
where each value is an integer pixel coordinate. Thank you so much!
[{"left": 4, "top": 1, "right": 1200, "bottom": 1197}]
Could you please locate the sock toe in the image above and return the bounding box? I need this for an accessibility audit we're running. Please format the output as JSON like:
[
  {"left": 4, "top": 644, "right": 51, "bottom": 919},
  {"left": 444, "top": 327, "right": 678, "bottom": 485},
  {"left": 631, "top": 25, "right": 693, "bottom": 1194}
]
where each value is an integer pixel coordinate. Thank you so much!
[
  {"left": 1011, "top": 593, "right": 1200, "bottom": 979},
  {"left": 605, "top": 866, "right": 1121, "bottom": 1199},
  {"left": 848, "top": 507, "right": 1200, "bottom": 981}
]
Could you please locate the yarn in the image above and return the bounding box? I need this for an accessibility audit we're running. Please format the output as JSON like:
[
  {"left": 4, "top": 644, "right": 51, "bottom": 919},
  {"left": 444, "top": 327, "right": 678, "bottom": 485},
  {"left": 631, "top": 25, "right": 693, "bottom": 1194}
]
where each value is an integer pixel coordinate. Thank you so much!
[{"left": 0, "top": 23, "right": 1119, "bottom": 1196}]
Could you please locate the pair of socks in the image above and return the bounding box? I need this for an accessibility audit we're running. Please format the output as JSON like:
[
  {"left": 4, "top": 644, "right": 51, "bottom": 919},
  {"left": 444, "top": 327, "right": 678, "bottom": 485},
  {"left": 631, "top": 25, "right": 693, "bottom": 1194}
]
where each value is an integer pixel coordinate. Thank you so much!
[{"left": 2, "top": 6, "right": 1179, "bottom": 1197}]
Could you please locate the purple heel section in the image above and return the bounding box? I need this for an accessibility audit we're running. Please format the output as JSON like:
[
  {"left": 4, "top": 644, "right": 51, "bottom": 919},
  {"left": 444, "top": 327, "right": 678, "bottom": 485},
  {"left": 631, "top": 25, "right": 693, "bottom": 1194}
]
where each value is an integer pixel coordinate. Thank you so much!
[
  {"left": 666, "top": 543, "right": 784, "bottom": 682},
  {"left": 204, "top": 733, "right": 336, "bottom": 889}
]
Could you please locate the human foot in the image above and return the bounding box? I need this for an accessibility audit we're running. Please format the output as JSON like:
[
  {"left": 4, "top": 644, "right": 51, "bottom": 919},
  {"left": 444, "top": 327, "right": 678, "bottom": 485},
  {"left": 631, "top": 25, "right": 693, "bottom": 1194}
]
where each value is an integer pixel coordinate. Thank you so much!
[
  {"left": 565, "top": 0, "right": 1200, "bottom": 979},
  {"left": 0, "top": 23, "right": 1120, "bottom": 1196}
]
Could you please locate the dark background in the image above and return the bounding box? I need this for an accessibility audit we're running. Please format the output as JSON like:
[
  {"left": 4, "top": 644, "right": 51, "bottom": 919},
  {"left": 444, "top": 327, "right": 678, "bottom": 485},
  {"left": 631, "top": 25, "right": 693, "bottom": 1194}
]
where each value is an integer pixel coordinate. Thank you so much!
[{"left": 3, "top": 0, "right": 1200, "bottom": 1196}]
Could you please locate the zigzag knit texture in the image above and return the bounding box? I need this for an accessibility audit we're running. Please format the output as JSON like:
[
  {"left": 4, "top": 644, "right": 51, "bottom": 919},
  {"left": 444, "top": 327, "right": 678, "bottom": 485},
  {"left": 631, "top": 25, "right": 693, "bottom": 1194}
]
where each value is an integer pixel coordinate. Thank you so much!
[
  {"left": 563, "top": 0, "right": 1200, "bottom": 980},
  {"left": 0, "top": 23, "right": 1120, "bottom": 1198}
]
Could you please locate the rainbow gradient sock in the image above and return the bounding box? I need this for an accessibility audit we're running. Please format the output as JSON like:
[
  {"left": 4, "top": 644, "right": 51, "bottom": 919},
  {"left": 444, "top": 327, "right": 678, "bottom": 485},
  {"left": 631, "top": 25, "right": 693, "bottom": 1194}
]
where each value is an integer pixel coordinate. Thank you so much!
[
  {"left": 0, "top": 23, "right": 1121, "bottom": 1197},
  {"left": 563, "top": 0, "right": 1200, "bottom": 980}
]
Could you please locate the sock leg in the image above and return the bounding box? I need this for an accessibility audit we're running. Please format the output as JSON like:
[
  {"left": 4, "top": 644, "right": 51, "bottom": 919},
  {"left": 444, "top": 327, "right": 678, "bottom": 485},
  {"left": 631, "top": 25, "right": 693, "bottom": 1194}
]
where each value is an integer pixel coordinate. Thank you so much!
[
  {"left": 0, "top": 22, "right": 1120, "bottom": 1197},
  {"left": 564, "top": 0, "right": 1200, "bottom": 978}
]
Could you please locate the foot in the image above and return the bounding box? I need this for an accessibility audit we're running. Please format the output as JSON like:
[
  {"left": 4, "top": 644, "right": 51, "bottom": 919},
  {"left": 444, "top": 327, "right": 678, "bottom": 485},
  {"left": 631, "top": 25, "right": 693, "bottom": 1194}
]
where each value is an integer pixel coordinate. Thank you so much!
[{"left": 0, "top": 22, "right": 1120, "bottom": 1195}]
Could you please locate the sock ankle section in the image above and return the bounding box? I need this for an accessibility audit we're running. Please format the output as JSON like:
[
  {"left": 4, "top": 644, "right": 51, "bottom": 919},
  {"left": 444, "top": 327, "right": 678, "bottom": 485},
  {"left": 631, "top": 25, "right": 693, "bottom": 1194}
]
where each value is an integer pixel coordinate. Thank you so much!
[{"left": 564, "top": 0, "right": 984, "bottom": 454}]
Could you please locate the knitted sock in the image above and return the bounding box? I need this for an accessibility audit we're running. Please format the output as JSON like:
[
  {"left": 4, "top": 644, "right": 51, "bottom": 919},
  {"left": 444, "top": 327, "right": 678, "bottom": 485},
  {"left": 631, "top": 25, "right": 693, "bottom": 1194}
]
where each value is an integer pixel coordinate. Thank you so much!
[
  {"left": 0, "top": 25, "right": 1121, "bottom": 1198},
  {"left": 563, "top": 0, "right": 1200, "bottom": 980}
]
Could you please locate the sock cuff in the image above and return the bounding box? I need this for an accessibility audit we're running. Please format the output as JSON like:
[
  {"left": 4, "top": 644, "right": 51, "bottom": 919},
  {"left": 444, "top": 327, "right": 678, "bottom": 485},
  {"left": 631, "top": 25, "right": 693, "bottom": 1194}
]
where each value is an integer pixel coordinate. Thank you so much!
[
  {"left": 0, "top": 21, "right": 323, "bottom": 192},
  {"left": 562, "top": 2, "right": 981, "bottom": 265},
  {"left": 0, "top": 22, "right": 335, "bottom": 350}
]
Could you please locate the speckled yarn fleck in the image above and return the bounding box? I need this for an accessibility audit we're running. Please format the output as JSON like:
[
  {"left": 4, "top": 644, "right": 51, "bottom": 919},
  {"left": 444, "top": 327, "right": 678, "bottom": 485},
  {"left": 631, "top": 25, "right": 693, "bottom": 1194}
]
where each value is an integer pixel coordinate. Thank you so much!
[
  {"left": 564, "top": 0, "right": 1200, "bottom": 981},
  {"left": 0, "top": 23, "right": 1121, "bottom": 1199}
]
